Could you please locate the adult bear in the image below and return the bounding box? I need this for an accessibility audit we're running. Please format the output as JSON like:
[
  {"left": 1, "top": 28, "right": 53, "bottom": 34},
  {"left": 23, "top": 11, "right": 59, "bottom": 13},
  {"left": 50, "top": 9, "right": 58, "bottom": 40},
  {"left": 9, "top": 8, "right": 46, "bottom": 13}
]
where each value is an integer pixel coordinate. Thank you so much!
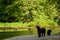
[{"left": 36, "top": 25, "right": 46, "bottom": 37}]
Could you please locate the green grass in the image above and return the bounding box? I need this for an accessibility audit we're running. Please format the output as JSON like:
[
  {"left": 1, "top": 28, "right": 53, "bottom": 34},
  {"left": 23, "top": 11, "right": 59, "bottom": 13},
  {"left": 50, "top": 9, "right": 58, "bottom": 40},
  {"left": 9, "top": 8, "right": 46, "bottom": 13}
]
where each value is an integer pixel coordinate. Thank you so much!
[
  {"left": 0, "top": 30, "right": 37, "bottom": 40},
  {"left": 0, "top": 22, "right": 36, "bottom": 27},
  {"left": 0, "top": 22, "right": 23, "bottom": 27},
  {"left": 0, "top": 22, "right": 37, "bottom": 40},
  {"left": 0, "top": 22, "right": 60, "bottom": 40},
  {"left": 0, "top": 28, "right": 60, "bottom": 40}
]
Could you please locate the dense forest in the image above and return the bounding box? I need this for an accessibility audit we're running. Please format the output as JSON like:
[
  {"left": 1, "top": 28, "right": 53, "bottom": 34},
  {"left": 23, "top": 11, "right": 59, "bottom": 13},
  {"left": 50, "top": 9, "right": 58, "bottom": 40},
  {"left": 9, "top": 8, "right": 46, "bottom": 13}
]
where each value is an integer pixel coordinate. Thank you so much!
[{"left": 0, "top": 0, "right": 60, "bottom": 26}]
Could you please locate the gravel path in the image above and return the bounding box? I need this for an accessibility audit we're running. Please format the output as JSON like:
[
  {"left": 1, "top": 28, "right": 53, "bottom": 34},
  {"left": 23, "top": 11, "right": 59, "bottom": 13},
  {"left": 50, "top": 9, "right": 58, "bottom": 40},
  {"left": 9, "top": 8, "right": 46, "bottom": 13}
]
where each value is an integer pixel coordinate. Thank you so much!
[{"left": 4, "top": 35, "right": 60, "bottom": 40}]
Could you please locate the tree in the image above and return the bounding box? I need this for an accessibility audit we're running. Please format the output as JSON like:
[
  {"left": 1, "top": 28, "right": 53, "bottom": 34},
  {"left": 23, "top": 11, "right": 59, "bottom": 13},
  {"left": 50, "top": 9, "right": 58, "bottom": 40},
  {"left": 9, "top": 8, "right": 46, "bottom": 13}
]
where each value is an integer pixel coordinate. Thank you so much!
[{"left": 0, "top": 0, "right": 59, "bottom": 26}]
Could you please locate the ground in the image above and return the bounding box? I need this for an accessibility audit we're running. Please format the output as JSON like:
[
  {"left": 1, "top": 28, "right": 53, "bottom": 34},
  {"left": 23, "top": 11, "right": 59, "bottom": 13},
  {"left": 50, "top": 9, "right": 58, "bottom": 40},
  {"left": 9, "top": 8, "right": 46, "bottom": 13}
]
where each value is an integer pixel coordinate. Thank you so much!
[{"left": 4, "top": 35, "right": 60, "bottom": 40}]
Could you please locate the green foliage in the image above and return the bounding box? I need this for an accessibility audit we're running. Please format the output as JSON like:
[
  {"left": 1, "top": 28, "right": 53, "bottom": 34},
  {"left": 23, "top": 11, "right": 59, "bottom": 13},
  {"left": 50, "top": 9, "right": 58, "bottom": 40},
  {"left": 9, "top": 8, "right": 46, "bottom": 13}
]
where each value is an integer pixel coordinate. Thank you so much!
[{"left": 0, "top": 0, "right": 59, "bottom": 26}]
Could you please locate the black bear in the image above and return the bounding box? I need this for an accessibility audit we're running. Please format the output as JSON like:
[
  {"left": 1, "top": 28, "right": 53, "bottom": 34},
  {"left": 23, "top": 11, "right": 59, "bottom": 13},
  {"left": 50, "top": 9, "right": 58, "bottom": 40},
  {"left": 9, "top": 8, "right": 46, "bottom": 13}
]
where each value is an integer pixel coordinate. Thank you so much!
[
  {"left": 36, "top": 25, "right": 46, "bottom": 37},
  {"left": 41, "top": 28, "right": 46, "bottom": 36},
  {"left": 47, "top": 29, "right": 52, "bottom": 36},
  {"left": 36, "top": 25, "right": 42, "bottom": 37}
]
